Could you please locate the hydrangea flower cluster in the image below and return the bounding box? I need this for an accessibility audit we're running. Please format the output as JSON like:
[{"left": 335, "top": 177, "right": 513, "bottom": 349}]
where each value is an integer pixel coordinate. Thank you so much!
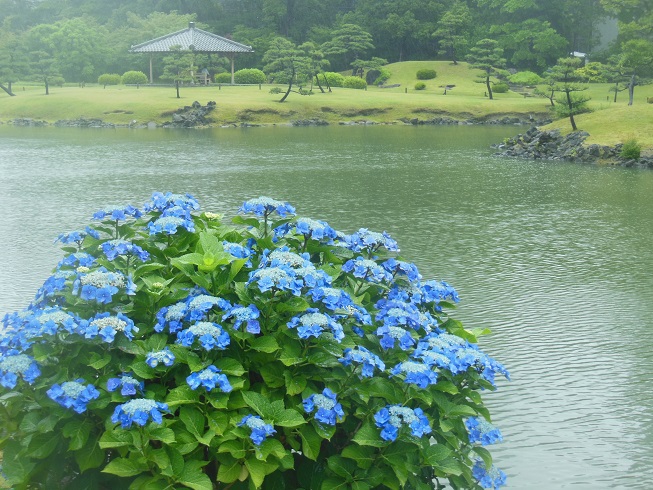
[
  {"left": 222, "top": 241, "right": 253, "bottom": 266},
  {"left": 72, "top": 267, "right": 134, "bottom": 303},
  {"left": 382, "top": 258, "right": 421, "bottom": 282},
  {"left": 303, "top": 388, "right": 344, "bottom": 426},
  {"left": 338, "top": 346, "right": 385, "bottom": 377},
  {"left": 92, "top": 205, "right": 142, "bottom": 222},
  {"left": 472, "top": 460, "right": 507, "bottom": 489},
  {"left": 144, "top": 192, "right": 199, "bottom": 235},
  {"left": 342, "top": 256, "right": 393, "bottom": 283},
  {"left": 101, "top": 239, "right": 150, "bottom": 262},
  {"left": 186, "top": 365, "right": 232, "bottom": 392},
  {"left": 107, "top": 373, "right": 144, "bottom": 396},
  {"left": 47, "top": 380, "right": 100, "bottom": 413},
  {"left": 390, "top": 360, "right": 439, "bottom": 388},
  {"left": 111, "top": 398, "right": 169, "bottom": 428},
  {"left": 342, "top": 228, "right": 399, "bottom": 253},
  {"left": 465, "top": 417, "right": 503, "bottom": 446},
  {"left": 374, "top": 405, "right": 432, "bottom": 442},
  {"left": 176, "top": 321, "right": 230, "bottom": 351},
  {"left": 81, "top": 312, "right": 138, "bottom": 342},
  {"left": 238, "top": 415, "right": 276, "bottom": 446},
  {"left": 275, "top": 217, "right": 338, "bottom": 243},
  {"left": 287, "top": 309, "right": 344, "bottom": 342},
  {"left": 220, "top": 302, "right": 260, "bottom": 334},
  {"left": 145, "top": 347, "right": 176, "bottom": 368},
  {"left": 154, "top": 292, "right": 227, "bottom": 333},
  {"left": 58, "top": 252, "right": 97, "bottom": 269},
  {"left": 240, "top": 197, "right": 296, "bottom": 218},
  {"left": 55, "top": 226, "right": 100, "bottom": 247},
  {"left": 0, "top": 352, "right": 41, "bottom": 388}
]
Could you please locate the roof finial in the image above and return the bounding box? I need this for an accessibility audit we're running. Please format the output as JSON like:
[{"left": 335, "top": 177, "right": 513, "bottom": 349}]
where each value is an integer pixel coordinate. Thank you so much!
[{"left": 189, "top": 22, "right": 195, "bottom": 29}]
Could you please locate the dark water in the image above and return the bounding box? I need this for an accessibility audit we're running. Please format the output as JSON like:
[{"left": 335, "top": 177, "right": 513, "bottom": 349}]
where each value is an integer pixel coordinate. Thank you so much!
[{"left": 1, "top": 125, "right": 652, "bottom": 488}]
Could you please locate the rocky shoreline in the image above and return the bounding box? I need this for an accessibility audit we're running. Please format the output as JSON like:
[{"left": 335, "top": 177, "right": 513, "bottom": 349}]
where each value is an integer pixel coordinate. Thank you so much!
[{"left": 493, "top": 126, "right": 653, "bottom": 169}]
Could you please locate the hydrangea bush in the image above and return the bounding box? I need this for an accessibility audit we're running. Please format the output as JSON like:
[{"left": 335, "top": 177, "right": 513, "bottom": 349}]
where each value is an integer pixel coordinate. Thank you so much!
[{"left": 0, "top": 193, "right": 509, "bottom": 489}]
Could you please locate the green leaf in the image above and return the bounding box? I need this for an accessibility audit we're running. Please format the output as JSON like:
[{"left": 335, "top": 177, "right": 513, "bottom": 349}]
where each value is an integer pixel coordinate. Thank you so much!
[
  {"left": 284, "top": 371, "right": 307, "bottom": 395},
  {"left": 99, "top": 428, "right": 132, "bottom": 449},
  {"left": 279, "top": 340, "right": 303, "bottom": 366},
  {"left": 473, "top": 446, "right": 493, "bottom": 470},
  {"left": 258, "top": 438, "right": 288, "bottom": 461},
  {"left": 232, "top": 215, "right": 261, "bottom": 228},
  {"left": 352, "top": 421, "right": 385, "bottom": 447},
  {"left": 129, "top": 360, "right": 156, "bottom": 380},
  {"left": 242, "top": 391, "right": 274, "bottom": 419},
  {"left": 433, "top": 457, "right": 464, "bottom": 476},
  {"left": 207, "top": 411, "right": 229, "bottom": 436},
  {"left": 147, "top": 448, "right": 171, "bottom": 472},
  {"left": 245, "top": 457, "right": 267, "bottom": 488},
  {"left": 216, "top": 454, "right": 242, "bottom": 484},
  {"left": 446, "top": 404, "right": 478, "bottom": 418},
  {"left": 275, "top": 408, "right": 306, "bottom": 428},
  {"left": 178, "top": 460, "right": 213, "bottom": 490},
  {"left": 165, "top": 385, "right": 201, "bottom": 407},
  {"left": 214, "top": 357, "right": 246, "bottom": 376},
  {"left": 147, "top": 427, "right": 176, "bottom": 445},
  {"left": 87, "top": 352, "right": 112, "bottom": 370},
  {"left": 276, "top": 296, "right": 310, "bottom": 313},
  {"left": 321, "top": 477, "right": 349, "bottom": 490},
  {"left": 424, "top": 443, "right": 453, "bottom": 465},
  {"left": 2, "top": 440, "right": 35, "bottom": 485},
  {"left": 26, "top": 432, "right": 60, "bottom": 459},
  {"left": 327, "top": 455, "right": 356, "bottom": 480},
  {"left": 75, "top": 437, "right": 104, "bottom": 472},
  {"left": 180, "top": 406, "right": 205, "bottom": 439},
  {"left": 298, "top": 425, "right": 322, "bottom": 461},
  {"left": 313, "top": 420, "right": 336, "bottom": 440},
  {"left": 341, "top": 445, "right": 376, "bottom": 469},
  {"left": 217, "top": 440, "right": 247, "bottom": 459},
  {"left": 164, "top": 446, "right": 185, "bottom": 478},
  {"left": 63, "top": 419, "right": 91, "bottom": 451},
  {"left": 102, "top": 458, "right": 142, "bottom": 478},
  {"left": 250, "top": 336, "right": 280, "bottom": 353}
]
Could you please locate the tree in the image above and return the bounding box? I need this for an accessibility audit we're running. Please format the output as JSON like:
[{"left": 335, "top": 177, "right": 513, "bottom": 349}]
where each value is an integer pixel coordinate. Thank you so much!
[
  {"left": 548, "top": 57, "right": 591, "bottom": 131},
  {"left": 160, "top": 46, "right": 196, "bottom": 98},
  {"left": 263, "top": 37, "right": 309, "bottom": 102},
  {"left": 298, "top": 41, "right": 329, "bottom": 92},
  {"left": 0, "top": 29, "right": 28, "bottom": 96},
  {"left": 433, "top": 0, "right": 471, "bottom": 65},
  {"left": 466, "top": 38, "right": 506, "bottom": 100},
  {"left": 619, "top": 39, "right": 653, "bottom": 105},
  {"left": 25, "top": 24, "right": 61, "bottom": 95},
  {"left": 321, "top": 24, "right": 374, "bottom": 74}
]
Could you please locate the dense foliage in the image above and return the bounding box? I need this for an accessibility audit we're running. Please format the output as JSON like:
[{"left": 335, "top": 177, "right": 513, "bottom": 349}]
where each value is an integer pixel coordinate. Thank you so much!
[
  {"left": 342, "top": 76, "right": 367, "bottom": 90},
  {"left": 97, "top": 73, "right": 121, "bottom": 87},
  {"left": 233, "top": 69, "right": 267, "bottom": 85},
  {"left": 121, "top": 70, "right": 148, "bottom": 85},
  {"left": 415, "top": 82, "right": 427, "bottom": 91},
  {"left": 0, "top": 193, "right": 509, "bottom": 489},
  {"left": 416, "top": 69, "right": 437, "bottom": 80}
]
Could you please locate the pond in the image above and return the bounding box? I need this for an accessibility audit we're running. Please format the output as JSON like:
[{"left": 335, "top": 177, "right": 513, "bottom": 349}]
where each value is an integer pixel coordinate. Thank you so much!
[{"left": 1, "top": 124, "right": 652, "bottom": 488}]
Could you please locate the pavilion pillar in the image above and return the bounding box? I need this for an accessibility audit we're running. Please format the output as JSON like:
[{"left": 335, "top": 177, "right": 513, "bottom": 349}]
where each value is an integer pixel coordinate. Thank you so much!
[
  {"left": 149, "top": 55, "right": 153, "bottom": 84},
  {"left": 231, "top": 55, "right": 235, "bottom": 85}
]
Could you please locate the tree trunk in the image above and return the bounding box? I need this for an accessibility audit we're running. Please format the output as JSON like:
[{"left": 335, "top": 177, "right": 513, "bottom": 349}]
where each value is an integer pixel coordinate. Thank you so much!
[
  {"left": 315, "top": 74, "right": 325, "bottom": 93},
  {"left": 44, "top": 77, "right": 49, "bottom": 96},
  {"left": 0, "top": 83, "right": 16, "bottom": 96},
  {"left": 566, "top": 90, "right": 577, "bottom": 131},
  {"left": 175, "top": 80, "right": 180, "bottom": 99},
  {"left": 486, "top": 75, "right": 493, "bottom": 100},
  {"left": 628, "top": 74, "right": 635, "bottom": 106},
  {"left": 279, "top": 64, "right": 295, "bottom": 103},
  {"left": 323, "top": 73, "right": 331, "bottom": 93},
  {"left": 614, "top": 82, "right": 618, "bottom": 103}
]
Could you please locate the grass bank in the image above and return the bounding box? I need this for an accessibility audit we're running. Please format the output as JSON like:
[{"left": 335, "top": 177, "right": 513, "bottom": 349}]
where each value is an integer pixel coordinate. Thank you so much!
[{"left": 1, "top": 61, "right": 652, "bottom": 150}]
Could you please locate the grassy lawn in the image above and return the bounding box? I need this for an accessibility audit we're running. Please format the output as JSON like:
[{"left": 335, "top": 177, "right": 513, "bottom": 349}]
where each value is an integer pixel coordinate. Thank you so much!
[{"left": 1, "top": 61, "right": 652, "bottom": 149}]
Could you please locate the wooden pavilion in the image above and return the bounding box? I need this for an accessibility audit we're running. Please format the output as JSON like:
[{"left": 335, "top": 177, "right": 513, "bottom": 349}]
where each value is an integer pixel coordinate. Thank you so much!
[{"left": 129, "top": 22, "right": 254, "bottom": 84}]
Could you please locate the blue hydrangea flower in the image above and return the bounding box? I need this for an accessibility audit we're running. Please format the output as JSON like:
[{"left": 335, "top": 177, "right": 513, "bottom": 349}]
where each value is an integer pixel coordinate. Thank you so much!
[
  {"left": 375, "top": 325, "right": 415, "bottom": 351},
  {"left": 33, "top": 270, "right": 75, "bottom": 304},
  {"left": 101, "top": 240, "right": 150, "bottom": 262},
  {"left": 310, "top": 287, "right": 353, "bottom": 311},
  {"left": 92, "top": 205, "right": 142, "bottom": 222},
  {"left": 176, "top": 321, "right": 230, "bottom": 351},
  {"left": 472, "top": 460, "right": 507, "bottom": 489},
  {"left": 186, "top": 365, "right": 232, "bottom": 392},
  {"left": 143, "top": 192, "right": 200, "bottom": 215},
  {"left": 154, "top": 302, "right": 188, "bottom": 333},
  {"left": 303, "top": 388, "right": 344, "bottom": 426},
  {"left": 374, "top": 405, "right": 432, "bottom": 442},
  {"left": 111, "top": 398, "right": 169, "bottom": 429},
  {"left": 420, "top": 280, "right": 460, "bottom": 306},
  {"left": 107, "top": 373, "right": 143, "bottom": 396},
  {"left": 338, "top": 346, "right": 385, "bottom": 378},
  {"left": 465, "top": 417, "right": 503, "bottom": 446},
  {"left": 240, "top": 197, "right": 296, "bottom": 219},
  {"left": 381, "top": 258, "right": 421, "bottom": 282},
  {"left": 342, "top": 257, "right": 393, "bottom": 283},
  {"left": 0, "top": 352, "right": 41, "bottom": 388},
  {"left": 47, "top": 379, "right": 100, "bottom": 413},
  {"left": 390, "top": 360, "right": 438, "bottom": 388},
  {"left": 221, "top": 303, "right": 260, "bottom": 334},
  {"left": 147, "top": 215, "right": 195, "bottom": 235},
  {"left": 186, "top": 294, "right": 227, "bottom": 321},
  {"left": 81, "top": 312, "right": 138, "bottom": 342},
  {"left": 248, "top": 265, "right": 303, "bottom": 295},
  {"left": 288, "top": 309, "right": 344, "bottom": 342},
  {"left": 375, "top": 299, "right": 422, "bottom": 331},
  {"left": 238, "top": 414, "right": 276, "bottom": 446},
  {"left": 222, "top": 241, "right": 253, "bottom": 266},
  {"left": 55, "top": 227, "right": 100, "bottom": 247},
  {"left": 72, "top": 268, "right": 131, "bottom": 303},
  {"left": 145, "top": 347, "right": 175, "bottom": 368},
  {"left": 341, "top": 228, "right": 399, "bottom": 253},
  {"left": 58, "top": 252, "right": 97, "bottom": 269},
  {"left": 154, "top": 293, "right": 226, "bottom": 332}
]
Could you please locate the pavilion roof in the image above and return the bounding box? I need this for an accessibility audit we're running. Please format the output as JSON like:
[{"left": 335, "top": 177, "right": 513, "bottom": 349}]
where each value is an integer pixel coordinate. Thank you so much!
[{"left": 130, "top": 22, "right": 253, "bottom": 54}]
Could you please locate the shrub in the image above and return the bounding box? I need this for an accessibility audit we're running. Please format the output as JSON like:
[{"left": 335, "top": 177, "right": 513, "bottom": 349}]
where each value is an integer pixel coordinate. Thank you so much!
[
  {"left": 343, "top": 76, "right": 367, "bottom": 89},
  {"left": 621, "top": 138, "right": 641, "bottom": 159},
  {"left": 234, "top": 68, "right": 267, "bottom": 85},
  {"left": 0, "top": 193, "right": 509, "bottom": 490},
  {"left": 492, "top": 82, "right": 509, "bottom": 93},
  {"left": 322, "top": 72, "right": 344, "bottom": 87},
  {"left": 415, "top": 82, "right": 426, "bottom": 90},
  {"left": 50, "top": 76, "right": 66, "bottom": 87},
  {"left": 121, "top": 70, "right": 148, "bottom": 85},
  {"left": 214, "top": 72, "right": 232, "bottom": 83},
  {"left": 508, "top": 71, "right": 542, "bottom": 86},
  {"left": 416, "top": 68, "right": 437, "bottom": 80},
  {"left": 98, "top": 73, "right": 122, "bottom": 87}
]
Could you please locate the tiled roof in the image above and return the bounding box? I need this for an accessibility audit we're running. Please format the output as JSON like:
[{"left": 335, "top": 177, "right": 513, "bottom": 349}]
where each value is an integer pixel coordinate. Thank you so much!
[{"left": 130, "top": 23, "right": 253, "bottom": 54}]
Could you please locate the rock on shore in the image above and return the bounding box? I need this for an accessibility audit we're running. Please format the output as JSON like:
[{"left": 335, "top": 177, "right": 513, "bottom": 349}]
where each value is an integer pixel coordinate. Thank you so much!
[{"left": 493, "top": 127, "right": 653, "bottom": 168}]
